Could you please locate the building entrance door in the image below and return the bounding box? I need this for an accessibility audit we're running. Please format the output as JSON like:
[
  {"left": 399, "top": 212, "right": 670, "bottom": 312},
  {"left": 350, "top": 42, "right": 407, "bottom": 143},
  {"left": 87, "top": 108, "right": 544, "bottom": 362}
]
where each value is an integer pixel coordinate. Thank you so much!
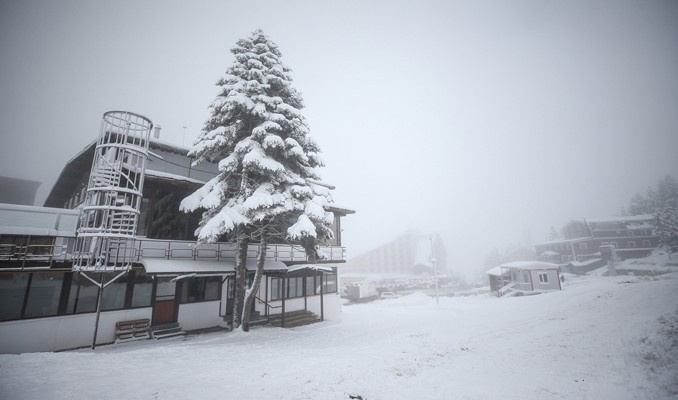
[{"left": 152, "top": 277, "right": 178, "bottom": 325}]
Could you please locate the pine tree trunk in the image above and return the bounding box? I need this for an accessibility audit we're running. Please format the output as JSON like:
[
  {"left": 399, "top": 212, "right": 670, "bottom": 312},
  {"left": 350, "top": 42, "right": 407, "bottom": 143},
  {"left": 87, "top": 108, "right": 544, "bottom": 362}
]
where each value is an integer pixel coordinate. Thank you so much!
[
  {"left": 241, "top": 226, "right": 267, "bottom": 332},
  {"left": 232, "top": 229, "right": 249, "bottom": 329}
]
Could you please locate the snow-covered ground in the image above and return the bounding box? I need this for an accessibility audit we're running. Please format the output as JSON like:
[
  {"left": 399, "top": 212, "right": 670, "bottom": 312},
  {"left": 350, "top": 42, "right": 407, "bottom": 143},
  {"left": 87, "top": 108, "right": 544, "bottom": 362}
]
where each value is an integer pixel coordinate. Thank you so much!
[{"left": 1, "top": 272, "right": 677, "bottom": 400}]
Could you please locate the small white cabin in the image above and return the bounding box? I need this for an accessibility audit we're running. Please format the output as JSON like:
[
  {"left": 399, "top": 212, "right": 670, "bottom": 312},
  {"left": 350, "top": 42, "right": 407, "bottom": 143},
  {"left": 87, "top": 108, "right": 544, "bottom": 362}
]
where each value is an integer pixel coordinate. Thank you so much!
[{"left": 489, "top": 261, "right": 561, "bottom": 296}]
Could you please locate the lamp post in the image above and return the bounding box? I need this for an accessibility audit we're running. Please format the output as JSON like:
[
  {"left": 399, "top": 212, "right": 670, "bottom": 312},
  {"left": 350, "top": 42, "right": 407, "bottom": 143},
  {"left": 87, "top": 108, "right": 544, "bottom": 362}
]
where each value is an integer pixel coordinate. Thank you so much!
[{"left": 429, "top": 234, "right": 439, "bottom": 304}]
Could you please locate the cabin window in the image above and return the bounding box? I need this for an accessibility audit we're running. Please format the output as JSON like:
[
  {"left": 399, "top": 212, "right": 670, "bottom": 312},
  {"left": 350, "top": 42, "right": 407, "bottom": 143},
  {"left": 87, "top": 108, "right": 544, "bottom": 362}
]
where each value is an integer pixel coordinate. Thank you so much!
[
  {"left": 538, "top": 273, "right": 549, "bottom": 284},
  {"left": 628, "top": 241, "right": 636, "bottom": 248},
  {"left": 643, "top": 240, "right": 651, "bottom": 247},
  {"left": 180, "top": 276, "right": 221, "bottom": 303}
]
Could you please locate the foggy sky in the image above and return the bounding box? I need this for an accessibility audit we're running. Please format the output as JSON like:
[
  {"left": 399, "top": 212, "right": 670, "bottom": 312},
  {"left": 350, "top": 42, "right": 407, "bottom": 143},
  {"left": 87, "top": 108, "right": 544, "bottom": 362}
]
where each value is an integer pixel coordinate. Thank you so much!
[{"left": 1, "top": 0, "right": 677, "bottom": 280}]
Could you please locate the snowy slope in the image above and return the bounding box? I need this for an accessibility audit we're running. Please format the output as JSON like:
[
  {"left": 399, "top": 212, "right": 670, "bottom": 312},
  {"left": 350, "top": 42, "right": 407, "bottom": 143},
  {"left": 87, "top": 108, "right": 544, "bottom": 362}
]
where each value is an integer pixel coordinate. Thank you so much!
[{"left": 1, "top": 273, "right": 677, "bottom": 400}]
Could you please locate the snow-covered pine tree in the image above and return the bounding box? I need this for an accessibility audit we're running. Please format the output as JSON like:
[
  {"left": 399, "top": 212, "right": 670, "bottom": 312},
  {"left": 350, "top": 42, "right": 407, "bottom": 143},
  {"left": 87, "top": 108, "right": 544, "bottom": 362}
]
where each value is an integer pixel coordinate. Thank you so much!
[
  {"left": 628, "top": 193, "right": 649, "bottom": 216},
  {"left": 180, "top": 29, "right": 335, "bottom": 331},
  {"left": 652, "top": 176, "right": 678, "bottom": 258},
  {"left": 654, "top": 207, "right": 678, "bottom": 258}
]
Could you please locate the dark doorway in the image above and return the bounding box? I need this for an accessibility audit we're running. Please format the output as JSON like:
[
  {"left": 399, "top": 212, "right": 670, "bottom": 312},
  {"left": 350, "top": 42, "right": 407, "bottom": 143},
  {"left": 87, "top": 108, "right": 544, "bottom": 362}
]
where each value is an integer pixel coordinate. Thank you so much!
[{"left": 152, "top": 277, "right": 179, "bottom": 325}]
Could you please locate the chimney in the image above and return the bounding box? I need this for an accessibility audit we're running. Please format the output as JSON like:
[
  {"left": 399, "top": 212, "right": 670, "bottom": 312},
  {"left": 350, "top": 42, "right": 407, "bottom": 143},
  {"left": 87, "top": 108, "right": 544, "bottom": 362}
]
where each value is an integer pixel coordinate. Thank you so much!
[{"left": 153, "top": 125, "right": 161, "bottom": 139}]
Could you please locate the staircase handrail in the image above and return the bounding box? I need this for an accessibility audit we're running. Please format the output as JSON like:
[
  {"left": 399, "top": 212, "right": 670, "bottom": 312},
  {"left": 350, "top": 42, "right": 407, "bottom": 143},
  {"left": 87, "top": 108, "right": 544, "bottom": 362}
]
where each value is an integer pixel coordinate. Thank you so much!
[
  {"left": 498, "top": 281, "right": 518, "bottom": 297},
  {"left": 255, "top": 296, "right": 282, "bottom": 310}
]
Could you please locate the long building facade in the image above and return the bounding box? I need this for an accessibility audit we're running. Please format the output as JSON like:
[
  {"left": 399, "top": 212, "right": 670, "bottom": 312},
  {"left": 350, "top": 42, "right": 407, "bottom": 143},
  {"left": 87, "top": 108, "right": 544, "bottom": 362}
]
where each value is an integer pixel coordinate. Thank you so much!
[
  {"left": 0, "top": 112, "right": 354, "bottom": 353},
  {"left": 534, "top": 215, "right": 658, "bottom": 264}
]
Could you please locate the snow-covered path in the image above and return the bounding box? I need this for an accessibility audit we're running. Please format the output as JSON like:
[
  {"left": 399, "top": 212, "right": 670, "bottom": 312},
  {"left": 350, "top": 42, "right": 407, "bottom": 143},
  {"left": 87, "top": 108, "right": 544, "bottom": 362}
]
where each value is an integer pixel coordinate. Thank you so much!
[{"left": 1, "top": 273, "right": 676, "bottom": 400}]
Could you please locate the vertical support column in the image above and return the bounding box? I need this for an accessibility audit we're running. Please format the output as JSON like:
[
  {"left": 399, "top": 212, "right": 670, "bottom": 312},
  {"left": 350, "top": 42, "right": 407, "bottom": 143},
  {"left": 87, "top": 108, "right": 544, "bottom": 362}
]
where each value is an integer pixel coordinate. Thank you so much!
[
  {"left": 281, "top": 276, "right": 286, "bottom": 328},
  {"left": 320, "top": 273, "right": 324, "bottom": 322}
]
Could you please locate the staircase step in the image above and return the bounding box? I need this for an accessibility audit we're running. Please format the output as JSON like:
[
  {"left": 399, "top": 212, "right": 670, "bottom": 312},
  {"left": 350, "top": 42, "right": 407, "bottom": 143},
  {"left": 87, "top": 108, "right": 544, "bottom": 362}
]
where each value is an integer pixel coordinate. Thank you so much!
[
  {"left": 151, "top": 323, "right": 185, "bottom": 339},
  {"left": 268, "top": 310, "right": 321, "bottom": 328},
  {"left": 152, "top": 330, "right": 186, "bottom": 340}
]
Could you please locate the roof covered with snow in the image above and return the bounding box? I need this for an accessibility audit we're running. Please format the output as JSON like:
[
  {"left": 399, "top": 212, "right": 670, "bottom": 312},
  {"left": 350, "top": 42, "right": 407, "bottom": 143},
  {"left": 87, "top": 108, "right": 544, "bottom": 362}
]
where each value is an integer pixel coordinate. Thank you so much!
[
  {"left": 586, "top": 215, "right": 653, "bottom": 223},
  {"left": 499, "top": 261, "right": 560, "bottom": 271},
  {"left": 139, "top": 258, "right": 287, "bottom": 275},
  {"left": 0, "top": 203, "right": 79, "bottom": 236}
]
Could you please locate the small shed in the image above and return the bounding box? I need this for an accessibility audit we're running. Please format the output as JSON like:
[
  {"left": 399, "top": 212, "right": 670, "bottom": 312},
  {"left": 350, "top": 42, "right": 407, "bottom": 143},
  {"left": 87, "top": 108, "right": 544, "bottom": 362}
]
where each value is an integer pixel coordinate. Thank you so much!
[{"left": 491, "top": 261, "right": 562, "bottom": 295}]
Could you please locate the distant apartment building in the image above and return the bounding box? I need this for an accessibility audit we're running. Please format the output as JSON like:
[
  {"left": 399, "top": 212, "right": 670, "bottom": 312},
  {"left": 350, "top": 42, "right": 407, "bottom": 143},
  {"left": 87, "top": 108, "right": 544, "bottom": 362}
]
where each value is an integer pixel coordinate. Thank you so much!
[
  {"left": 534, "top": 215, "right": 658, "bottom": 264},
  {"left": 342, "top": 232, "right": 447, "bottom": 276},
  {"left": 0, "top": 176, "right": 41, "bottom": 206}
]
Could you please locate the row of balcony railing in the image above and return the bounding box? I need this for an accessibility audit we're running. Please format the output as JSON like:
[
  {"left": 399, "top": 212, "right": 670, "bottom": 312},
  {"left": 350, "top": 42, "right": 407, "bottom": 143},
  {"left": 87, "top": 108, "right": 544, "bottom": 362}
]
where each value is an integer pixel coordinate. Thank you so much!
[{"left": 0, "top": 237, "right": 347, "bottom": 270}]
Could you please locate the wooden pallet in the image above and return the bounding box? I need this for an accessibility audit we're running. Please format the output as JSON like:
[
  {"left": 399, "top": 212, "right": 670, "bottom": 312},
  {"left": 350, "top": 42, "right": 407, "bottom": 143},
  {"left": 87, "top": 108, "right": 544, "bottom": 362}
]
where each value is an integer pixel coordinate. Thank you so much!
[{"left": 115, "top": 318, "right": 151, "bottom": 343}]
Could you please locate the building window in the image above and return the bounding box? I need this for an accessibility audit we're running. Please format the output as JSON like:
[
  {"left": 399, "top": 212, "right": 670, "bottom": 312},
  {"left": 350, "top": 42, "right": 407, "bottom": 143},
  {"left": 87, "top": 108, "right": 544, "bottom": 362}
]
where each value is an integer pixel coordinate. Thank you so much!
[
  {"left": 538, "top": 273, "right": 549, "bottom": 284},
  {"left": 24, "top": 272, "right": 65, "bottom": 318},
  {"left": 628, "top": 231, "right": 635, "bottom": 236},
  {"left": 271, "top": 277, "right": 282, "bottom": 301},
  {"left": 579, "top": 243, "right": 588, "bottom": 250},
  {"left": 287, "top": 277, "right": 305, "bottom": 298},
  {"left": 0, "top": 273, "right": 30, "bottom": 321},
  {"left": 306, "top": 275, "right": 319, "bottom": 296},
  {"left": 67, "top": 272, "right": 99, "bottom": 314},
  {"left": 628, "top": 241, "right": 636, "bottom": 248},
  {"left": 101, "top": 273, "right": 129, "bottom": 311},
  {"left": 322, "top": 269, "right": 338, "bottom": 294},
  {"left": 131, "top": 273, "right": 153, "bottom": 307},
  {"left": 180, "top": 276, "right": 221, "bottom": 303},
  {"left": 643, "top": 240, "right": 651, "bottom": 247}
]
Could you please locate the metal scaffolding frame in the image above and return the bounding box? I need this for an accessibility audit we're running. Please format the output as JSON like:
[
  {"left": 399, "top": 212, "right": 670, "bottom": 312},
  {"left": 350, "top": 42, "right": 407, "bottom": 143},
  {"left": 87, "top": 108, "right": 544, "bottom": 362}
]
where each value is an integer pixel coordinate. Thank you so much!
[{"left": 71, "top": 111, "right": 153, "bottom": 349}]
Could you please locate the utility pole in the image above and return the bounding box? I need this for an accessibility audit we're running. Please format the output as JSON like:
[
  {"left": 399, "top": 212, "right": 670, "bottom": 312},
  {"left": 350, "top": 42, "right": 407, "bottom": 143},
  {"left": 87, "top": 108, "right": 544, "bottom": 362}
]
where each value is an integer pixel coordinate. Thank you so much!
[{"left": 429, "top": 234, "right": 439, "bottom": 304}]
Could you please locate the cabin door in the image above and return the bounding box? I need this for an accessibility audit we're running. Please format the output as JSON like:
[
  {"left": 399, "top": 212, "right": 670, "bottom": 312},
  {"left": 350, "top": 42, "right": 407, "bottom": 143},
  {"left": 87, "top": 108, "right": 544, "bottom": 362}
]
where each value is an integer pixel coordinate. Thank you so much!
[{"left": 152, "top": 277, "right": 179, "bottom": 325}]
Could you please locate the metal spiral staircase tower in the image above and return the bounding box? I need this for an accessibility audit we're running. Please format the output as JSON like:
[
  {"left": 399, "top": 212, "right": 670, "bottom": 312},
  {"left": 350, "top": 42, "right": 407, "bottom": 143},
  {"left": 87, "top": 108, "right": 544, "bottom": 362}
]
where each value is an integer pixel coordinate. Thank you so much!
[{"left": 73, "top": 111, "right": 153, "bottom": 271}]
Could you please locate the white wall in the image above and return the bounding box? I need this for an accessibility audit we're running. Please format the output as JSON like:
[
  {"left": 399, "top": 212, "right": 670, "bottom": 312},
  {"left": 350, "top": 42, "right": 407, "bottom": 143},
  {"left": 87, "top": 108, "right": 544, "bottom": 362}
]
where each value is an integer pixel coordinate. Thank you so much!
[
  {"left": 306, "top": 293, "right": 342, "bottom": 322},
  {"left": 0, "top": 308, "right": 152, "bottom": 354},
  {"left": 529, "top": 269, "right": 561, "bottom": 291},
  {"left": 177, "top": 301, "right": 222, "bottom": 331}
]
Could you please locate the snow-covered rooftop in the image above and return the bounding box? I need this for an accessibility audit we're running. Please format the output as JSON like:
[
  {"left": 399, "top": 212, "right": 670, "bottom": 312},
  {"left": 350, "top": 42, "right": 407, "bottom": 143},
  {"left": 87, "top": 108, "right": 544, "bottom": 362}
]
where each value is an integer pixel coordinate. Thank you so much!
[
  {"left": 0, "top": 203, "right": 79, "bottom": 237},
  {"left": 586, "top": 215, "right": 653, "bottom": 223},
  {"left": 140, "top": 258, "right": 287, "bottom": 275},
  {"left": 499, "top": 261, "right": 560, "bottom": 270}
]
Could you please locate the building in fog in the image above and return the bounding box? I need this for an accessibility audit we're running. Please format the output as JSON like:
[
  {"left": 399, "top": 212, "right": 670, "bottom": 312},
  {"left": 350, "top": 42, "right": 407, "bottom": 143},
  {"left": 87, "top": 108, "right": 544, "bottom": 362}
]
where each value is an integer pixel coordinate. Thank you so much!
[
  {"left": 342, "top": 231, "right": 447, "bottom": 276},
  {"left": 534, "top": 215, "right": 658, "bottom": 264},
  {"left": 0, "top": 176, "right": 41, "bottom": 206}
]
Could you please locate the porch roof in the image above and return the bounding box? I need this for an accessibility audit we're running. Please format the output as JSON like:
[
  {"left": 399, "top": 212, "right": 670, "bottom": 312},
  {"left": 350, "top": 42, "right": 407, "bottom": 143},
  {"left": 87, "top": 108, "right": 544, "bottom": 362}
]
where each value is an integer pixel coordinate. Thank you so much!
[{"left": 139, "top": 258, "right": 287, "bottom": 275}]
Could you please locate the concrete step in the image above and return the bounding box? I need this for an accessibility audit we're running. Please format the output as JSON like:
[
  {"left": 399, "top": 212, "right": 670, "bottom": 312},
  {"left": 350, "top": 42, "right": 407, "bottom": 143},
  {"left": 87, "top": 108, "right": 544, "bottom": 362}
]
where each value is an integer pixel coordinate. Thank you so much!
[
  {"left": 268, "top": 310, "right": 321, "bottom": 328},
  {"left": 151, "top": 323, "right": 185, "bottom": 339}
]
